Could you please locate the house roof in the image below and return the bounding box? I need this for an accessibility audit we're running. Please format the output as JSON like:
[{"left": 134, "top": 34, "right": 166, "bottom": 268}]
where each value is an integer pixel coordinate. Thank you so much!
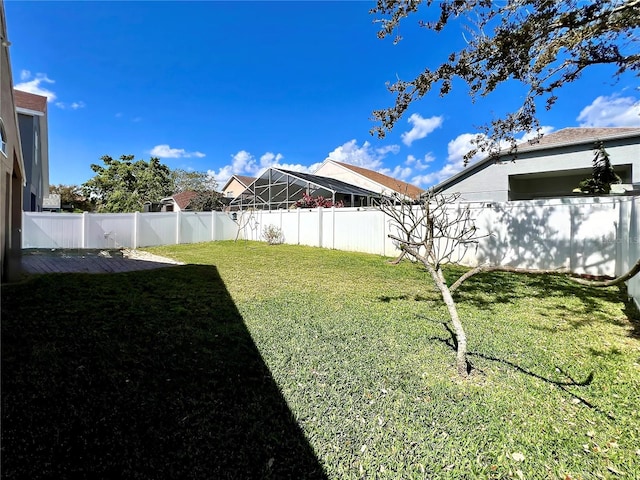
[
  {"left": 431, "top": 127, "right": 640, "bottom": 193},
  {"left": 170, "top": 190, "right": 198, "bottom": 210},
  {"left": 276, "top": 168, "right": 381, "bottom": 197},
  {"left": 14, "top": 89, "right": 47, "bottom": 113},
  {"left": 517, "top": 127, "right": 640, "bottom": 153},
  {"left": 221, "top": 174, "right": 256, "bottom": 192},
  {"left": 320, "top": 160, "right": 424, "bottom": 199}
]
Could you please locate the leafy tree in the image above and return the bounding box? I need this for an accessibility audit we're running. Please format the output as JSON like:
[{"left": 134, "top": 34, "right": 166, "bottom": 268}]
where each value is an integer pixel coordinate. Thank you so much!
[
  {"left": 82, "top": 155, "right": 173, "bottom": 213},
  {"left": 170, "top": 169, "right": 223, "bottom": 211},
  {"left": 187, "top": 191, "right": 224, "bottom": 211},
  {"left": 171, "top": 169, "right": 218, "bottom": 194},
  {"left": 576, "top": 142, "right": 622, "bottom": 194},
  {"left": 49, "top": 184, "right": 95, "bottom": 212},
  {"left": 370, "top": 0, "right": 640, "bottom": 160}
]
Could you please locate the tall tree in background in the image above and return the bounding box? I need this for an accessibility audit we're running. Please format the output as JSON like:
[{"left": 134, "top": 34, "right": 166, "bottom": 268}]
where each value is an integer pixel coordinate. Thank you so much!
[
  {"left": 171, "top": 168, "right": 223, "bottom": 211},
  {"left": 82, "top": 155, "right": 173, "bottom": 213},
  {"left": 171, "top": 169, "right": 218, "bottom": 194},
  {"left": 370, "top": 0, "right": 640, "bottom": 160}
]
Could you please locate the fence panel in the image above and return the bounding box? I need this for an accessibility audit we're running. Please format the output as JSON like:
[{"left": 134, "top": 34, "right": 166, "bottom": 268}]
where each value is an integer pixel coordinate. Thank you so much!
[
  {"left": 625, "top": 197, "right": 640, "bottom": 307},
  {"left": 215, "top": 212, "right": 241, "bottom": 241},
  {"left": 86, "top": 213, "right": 135, "bottom": 249},
  {"left": 332, "top": 208, "right": 389, "bottom": 255},
  {"left": 297, "top": 209, "right": 320, "bottom": 247},
  {"left": 22, "top": 212, "right": 83, "bottom": 249},
  {"left": 179, "top": 212, "right": 212, "bottom": 244},
  {"left": 137, "top": 213, "right": 176, "bottom": 247},
  {"left": 21, "top": 198, "right": 631, "bottom": 278},
  {"left": 471, "top": 198, "right": 619, "bottom": 275}
]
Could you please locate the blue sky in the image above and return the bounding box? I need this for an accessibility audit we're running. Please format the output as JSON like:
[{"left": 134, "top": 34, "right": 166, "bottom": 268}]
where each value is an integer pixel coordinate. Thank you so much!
[{"left": 7, "top": 1, "right": 640, "bottom": 189}]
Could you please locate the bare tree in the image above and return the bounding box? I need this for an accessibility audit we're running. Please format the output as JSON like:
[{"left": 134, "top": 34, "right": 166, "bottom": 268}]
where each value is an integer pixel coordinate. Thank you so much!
[
  {"left": 382, "top": 191, "right": 640, "bottom": 378},
  {"left": 380, "top": 191, "right": 484, "bottom": 377}
]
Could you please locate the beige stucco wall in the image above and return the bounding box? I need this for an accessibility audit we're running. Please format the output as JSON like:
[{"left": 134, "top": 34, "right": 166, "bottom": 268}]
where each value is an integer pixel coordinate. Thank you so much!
[
  {"left": 223, "top": 178, "right": 249, "bottom": 199},
  {"left": 1, "top": 2, "right": 25, "bottom": 280},
  {"left": 314, "top": 162, "right": 388, "bottom": 195}
]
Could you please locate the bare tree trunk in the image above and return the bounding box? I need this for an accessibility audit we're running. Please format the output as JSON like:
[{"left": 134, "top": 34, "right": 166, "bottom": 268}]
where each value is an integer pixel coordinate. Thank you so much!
[
  {"left": 571, "top": 258, "right": 640, "bottom": 287},
  {"left": 429, "top": 265, "right": 468, "bottom": 377},
  {"left": 449, "top": 258, "right": 640, "bottom": 293},
  {"left": 388, "top": 250, "right": 407, "bottom": 265},
  {"left": 449, "top": 265, "right": 568, "bottom": 293}
]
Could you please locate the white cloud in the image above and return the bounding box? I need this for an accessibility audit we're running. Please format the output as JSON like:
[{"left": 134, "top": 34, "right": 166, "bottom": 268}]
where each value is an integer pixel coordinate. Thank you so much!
[
  {"left": 210, "top": 149, "right": 305, "bottom": 187},
  {"left": 376, "top": 144, "right": 401, "bottom": 156},
  {"left": 259, "top": 152, "right": 284, "bottom": 167},
  {"left": 577, "top": 94, "right": 640, "bottom": 127},
  {"left": 405, "top": 153, "right": 435, "bottom": 171},
  {"left": 327, "top": 139, "right": 388, "bottom": 170},
  {"left": 400, "top": 113, "right": 444, "bottom": 146},
  {"left": 14, "top": 72, "right": 57, "bottom": 101},
  {"left": 519, "top": 126, "right": 555, "bottom": 142},
  {"left": 55, "top": 100, "right": 86, "bottom": 110},
  {"left": 409, "top": 134, "right": 487, "bottom": 187},
  {"left": 16, "top": 71, "right": 87, "bottom": 110},
  {"left": 150, "top": 144, "right": 206, "bottom": 159},
  {"left": 409, "top": 127, "right": 555, "bottom": 188}
]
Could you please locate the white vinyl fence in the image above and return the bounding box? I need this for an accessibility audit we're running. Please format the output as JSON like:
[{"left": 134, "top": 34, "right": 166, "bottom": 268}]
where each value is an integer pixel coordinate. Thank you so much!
[
  {"left": 22, "top": 211, "right": 239, "bottom": 250},
  {"left": 22, "top": 196, "right": 640, "bottom": 306}
]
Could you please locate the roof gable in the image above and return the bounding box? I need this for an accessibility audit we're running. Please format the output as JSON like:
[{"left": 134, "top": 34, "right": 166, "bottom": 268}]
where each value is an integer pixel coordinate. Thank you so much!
[
  {"left": 171, "top": 191, "right": 198, "bottom": 210},
  {"left": 222, "top": 174, "right": 256, "bottom": 192}
]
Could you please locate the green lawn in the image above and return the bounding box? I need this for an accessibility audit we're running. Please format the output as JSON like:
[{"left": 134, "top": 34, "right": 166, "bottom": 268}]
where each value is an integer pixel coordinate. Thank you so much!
[{"left": 2, "top": 241, "right": 639, "bottom": 479}]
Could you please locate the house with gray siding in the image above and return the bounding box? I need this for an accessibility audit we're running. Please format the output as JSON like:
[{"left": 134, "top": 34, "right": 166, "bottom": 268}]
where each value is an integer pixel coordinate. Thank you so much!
[
  {"left": 15, "top": 89, "right": 49, "bottom": 211},
  {"left": 433, "top": 127, "right": 640, "bottom": 202}
]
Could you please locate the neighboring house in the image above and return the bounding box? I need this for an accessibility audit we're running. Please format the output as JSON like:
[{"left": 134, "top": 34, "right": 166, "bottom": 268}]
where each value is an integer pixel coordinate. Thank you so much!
[
  {"left": 433, "top": 127, "right": 640, "bottom": 202},
  {"left": 14, "top": 89, "right": 48, "bottom": 211},
  {"left": 230, "top": 167, "right": 381, "bottom": 210},
  {"left": 314, "top": 159, "right": 424, "bottom": 200},
  {"left": 158, "top": 191, "right": 199, "bottom": 212},
  {"left": 221, "top": 174, "right": 255, "bottom": 199},
  {"left": 1, "top": 1, "right": 25, "bottom": 281}
]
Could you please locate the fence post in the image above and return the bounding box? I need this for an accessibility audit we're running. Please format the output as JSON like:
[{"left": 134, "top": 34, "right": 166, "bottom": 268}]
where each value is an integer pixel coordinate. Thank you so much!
[
  {"left": 318, "top": 207, "right": 323, "bottom": 248},
  {"left": 82, "top": 212, "right": 88, "bottom": 248},
  {"left": 176, "top": 211, "right": 181, "bottom": 245},
  {"left": 297, "top": 207, "right": 301, "bottom": 245},
  {"left": 332, "top": 207, "right": 336, "bottom": 250},
  {"left": 381, "top": 209, "right": 386, "bottom": 257},
  {"left": 211, "top": 210, "right": 216, "bottom": 241},
  {"left": 133, "top": 212, "right": 139, "bottom": 249}
]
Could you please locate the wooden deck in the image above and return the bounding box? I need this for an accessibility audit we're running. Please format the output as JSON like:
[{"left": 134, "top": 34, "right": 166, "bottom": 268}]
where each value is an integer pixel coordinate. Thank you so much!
[{"left": 19, "top": 250, "right": 182, "bottom": 274}]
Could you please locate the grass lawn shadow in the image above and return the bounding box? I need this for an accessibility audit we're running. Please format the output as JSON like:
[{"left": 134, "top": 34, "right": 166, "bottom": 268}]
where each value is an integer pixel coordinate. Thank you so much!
[{"left": 1, "top": 265, "right": 327, "bottom": 479}]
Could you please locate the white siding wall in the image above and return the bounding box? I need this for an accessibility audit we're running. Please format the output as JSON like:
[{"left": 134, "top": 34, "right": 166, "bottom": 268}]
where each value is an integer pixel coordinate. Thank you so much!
[{"left": 440, "top": 141, "right": 640, "bottom": 202}]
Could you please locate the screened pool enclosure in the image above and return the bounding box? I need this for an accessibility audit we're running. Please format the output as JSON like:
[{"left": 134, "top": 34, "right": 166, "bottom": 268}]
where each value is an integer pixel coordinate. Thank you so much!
[{"left": 229, "top": 167, "right": 381, "bottom": 210}]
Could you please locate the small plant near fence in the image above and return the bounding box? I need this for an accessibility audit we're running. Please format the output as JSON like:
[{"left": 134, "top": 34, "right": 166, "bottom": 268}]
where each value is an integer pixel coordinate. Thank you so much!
[{"left": 262, "top": 224, "right": 284, "bottom": 245}]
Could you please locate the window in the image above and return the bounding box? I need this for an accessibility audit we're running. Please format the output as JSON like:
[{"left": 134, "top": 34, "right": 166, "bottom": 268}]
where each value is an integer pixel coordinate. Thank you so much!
[
  {"left": 0, "top": 118, "right": 7, "bottom": 156},
  {"left": 34, "top": 129, "right": 39, "bottom": 164}
]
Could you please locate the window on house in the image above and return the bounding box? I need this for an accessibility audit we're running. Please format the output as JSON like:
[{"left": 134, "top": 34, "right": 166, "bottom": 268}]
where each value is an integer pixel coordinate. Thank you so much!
[
  {"left": 0, "top": 119, "right": 7, "bottom": 156},
  {"left": 35, "top": 129, "right": 39, "bottom": 165}
]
